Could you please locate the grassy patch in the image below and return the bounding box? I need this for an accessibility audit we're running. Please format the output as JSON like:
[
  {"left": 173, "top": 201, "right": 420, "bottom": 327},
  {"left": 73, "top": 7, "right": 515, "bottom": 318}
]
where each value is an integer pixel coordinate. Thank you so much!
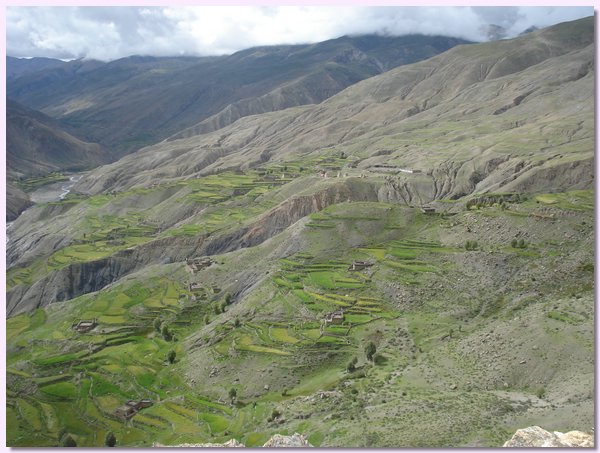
[
  {"left": 270, "top": 327, "right": 300, "bottom": 344},
  {"left": 201, "top": 413, "right": 230, "bottom": 433},
  {"left": 39, "top": 382, "right": 79, "bottom": 400}
]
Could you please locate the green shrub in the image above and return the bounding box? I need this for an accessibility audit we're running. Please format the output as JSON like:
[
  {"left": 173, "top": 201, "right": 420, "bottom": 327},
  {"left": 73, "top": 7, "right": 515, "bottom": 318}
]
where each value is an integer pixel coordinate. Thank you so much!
[
  {"left": 161, "top": 323, "right": 172, "bottom": 341},
  {"left": 105, "top": 432, "right": 117, "bottom": 447},
  {"left": 167, "top": 350, "right": 176, "bottom": 364},
  {"left": 465, "top": 240, "right": 478, "bottom": 251},
  {"left": 346, "top": 357, "right": 358, "bottom": 372},
  {"left": 536, "top": 386, "right": 546, "bottom": 399},
  {"left": 229, "top": 388, "right": 237, "bottom": 403},
  {"left": 60, "top": 434, "right": 77, "bottom": 447},
  {"left": 365, "top": 342, "right": 376, "bottom": 363}
]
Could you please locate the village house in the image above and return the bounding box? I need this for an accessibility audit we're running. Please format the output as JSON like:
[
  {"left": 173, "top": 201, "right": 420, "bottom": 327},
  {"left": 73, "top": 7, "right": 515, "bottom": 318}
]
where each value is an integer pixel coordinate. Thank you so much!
[
  {"left": 348, "top": 261, "right": 373, "bottom": 271},
  {"left": 232, "top": 187, "right": 252, "bottom": 196},
  {"left": 186, "top": 257, "right": 214, "bottom": 274},
  {"left": 115, "top": 399, "right": 153, "bottom": 420},
  {"left": 325, "top": 309, "right": 345, "bottom": 325},
  {"left": 72, "top": 319, "right": 98, "bottom": 333},
  {"left": 420, "top": 206, "right": 436, "bottom": 214},
  {"left": 189, "top": 282, "right": 203, "bottom": 292}
]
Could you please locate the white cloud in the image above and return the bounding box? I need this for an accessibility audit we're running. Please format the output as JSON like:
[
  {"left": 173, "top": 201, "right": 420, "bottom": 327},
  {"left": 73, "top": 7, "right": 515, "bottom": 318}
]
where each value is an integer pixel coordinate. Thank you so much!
[{"left": 6, "top": 6, "right": 594, "bottom": 61}]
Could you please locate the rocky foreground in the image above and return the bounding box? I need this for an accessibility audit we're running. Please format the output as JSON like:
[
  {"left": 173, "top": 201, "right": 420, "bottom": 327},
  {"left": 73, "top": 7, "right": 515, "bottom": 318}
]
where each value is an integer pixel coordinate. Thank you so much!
[
  {"left": 156, "top": 427, "right": 595, "bottom": 448},
  {"left": 153, "top": 433, "right": 312, "bottom": 448},
  {"left": 503, "top": 426, "right": 594, "bottom": 448}
]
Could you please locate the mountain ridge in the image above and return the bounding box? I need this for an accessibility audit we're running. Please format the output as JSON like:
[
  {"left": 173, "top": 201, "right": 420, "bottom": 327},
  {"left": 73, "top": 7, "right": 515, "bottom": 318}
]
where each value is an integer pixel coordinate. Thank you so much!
[
  {"left": 74, "top": 17, "right": 594, "bottom": 198},
  {"left": 8, "top": 34, "right": 470, "bottom": 157},
  {"left": 7, "top": 99, "right": 111, "bottom": 179},
  {"left": 6, "top": 17, "right": 594, "bottom": 448}
]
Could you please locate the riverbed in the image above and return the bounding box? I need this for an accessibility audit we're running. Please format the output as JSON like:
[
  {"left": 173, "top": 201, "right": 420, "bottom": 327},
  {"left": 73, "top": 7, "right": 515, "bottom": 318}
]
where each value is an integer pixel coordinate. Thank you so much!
[
  {"left": 29, "top": 173, "right": 85, "bottom": 203},
  {"left": 7, "top": 173, "right": 86, "bottom": 245}
]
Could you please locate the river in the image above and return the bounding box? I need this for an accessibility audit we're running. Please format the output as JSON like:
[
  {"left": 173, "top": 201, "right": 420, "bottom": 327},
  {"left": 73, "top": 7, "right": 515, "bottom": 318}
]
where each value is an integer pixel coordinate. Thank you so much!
[
  {"left": 29, "top": 173, "right": 86, "bottom": 203},
  {"left": 6, "top": 173, "right": 86, "bottom": 245}
]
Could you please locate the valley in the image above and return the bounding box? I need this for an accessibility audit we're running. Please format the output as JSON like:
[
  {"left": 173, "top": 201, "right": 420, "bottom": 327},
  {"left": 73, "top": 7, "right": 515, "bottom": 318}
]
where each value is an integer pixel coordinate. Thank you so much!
[{"left": 5, "top": 16, "right": 594, "bottom": 448}]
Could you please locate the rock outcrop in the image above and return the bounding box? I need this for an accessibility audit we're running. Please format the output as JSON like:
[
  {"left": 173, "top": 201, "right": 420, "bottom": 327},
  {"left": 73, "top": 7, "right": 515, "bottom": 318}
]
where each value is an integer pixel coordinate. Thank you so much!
[
  {"left": 503, "top": 426, "right": 594, "bottom": 447},
  {"left": 153, "top": 433, "right": 312, "bottom": 448},
  {"left": 6, "top": 183, "right": 33, "bottom": 222},
  {"left": 261, "top": 433, "right": 312, "bottom": 447}
]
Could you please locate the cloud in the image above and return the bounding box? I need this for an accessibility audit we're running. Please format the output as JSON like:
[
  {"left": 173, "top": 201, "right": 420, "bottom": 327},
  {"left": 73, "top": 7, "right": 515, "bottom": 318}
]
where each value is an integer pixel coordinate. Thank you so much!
[{"left": 6, "top": 6, "right": 594, "bottom": 61}]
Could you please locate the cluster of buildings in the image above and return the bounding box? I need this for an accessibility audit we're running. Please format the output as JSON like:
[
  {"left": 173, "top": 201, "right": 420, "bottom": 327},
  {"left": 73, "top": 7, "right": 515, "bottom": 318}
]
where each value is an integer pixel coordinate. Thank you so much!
[
  {"left": 114, "top": 399, "right": 153, "bottom": 420},
  {"left": 71, "top": 319, "right": 98, "bottom": 333},
  {"left": 186, "top": 257, "right": 214, "bottom": 274}
]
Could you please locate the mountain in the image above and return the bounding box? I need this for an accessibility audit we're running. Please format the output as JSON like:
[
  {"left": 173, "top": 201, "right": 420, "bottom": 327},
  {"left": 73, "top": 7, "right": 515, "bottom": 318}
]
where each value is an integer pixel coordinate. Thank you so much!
[
  {"left": 7, "top": 35, "right": 470, "bottom": 157},
  {"left": 75, "top": 17, "right": 594, "bottom": 198},
  {"left": 6, "top": 17, "right": 594, "bottom": 448},
  {"left": 481, "top": 24, "right": 508, "bottom": 40},
  {"left": 6, "top": 183, "right": 33, "bottom": 221},
  {"left": 519, "top": 25, "right": 540, "bottom": 36},
  {"left": 6, "top": 99, "right": 112, "bottom": 220},
  {"left": 6, "top": 56, "right": 69, "bottom": 79},
  {"left": 7, "top": 99, "right": 111, "bottom": 179}
]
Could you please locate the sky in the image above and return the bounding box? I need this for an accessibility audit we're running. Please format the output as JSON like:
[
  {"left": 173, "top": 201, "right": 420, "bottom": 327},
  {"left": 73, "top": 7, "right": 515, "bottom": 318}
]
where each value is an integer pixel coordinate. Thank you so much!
[{"left": 6, "top": 6, "right": 595, "bottom": 61}]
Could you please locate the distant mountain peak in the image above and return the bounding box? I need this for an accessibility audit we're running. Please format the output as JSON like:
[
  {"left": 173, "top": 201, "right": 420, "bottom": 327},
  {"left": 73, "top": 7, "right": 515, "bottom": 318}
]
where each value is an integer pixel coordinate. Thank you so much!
[
  {"left": 480, "top": 24, "right": 508, "bottom": 41},
  {"left": 519, "top": 25, "right": 540, "bottom": 36}
]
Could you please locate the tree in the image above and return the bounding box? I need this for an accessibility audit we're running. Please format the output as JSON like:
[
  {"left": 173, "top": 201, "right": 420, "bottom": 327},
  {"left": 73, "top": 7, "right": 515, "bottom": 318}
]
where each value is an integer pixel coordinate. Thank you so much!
[
  {"left": 105, "top": 432, "right": 117, "bottom": 447},
  {"left": 228, "top": 388, "right": 237, "bottom": 404},
  {"left": 161, "top": 323, "right": 172, "bottom": 341},
  {"left": 153, "top": 317, "right": 162, "bottom": 332},
  {"left": 511, "top": 239, "right": 518, "bottom": 248},
  {"left": 60, "top": 434, "right": 77, "bottom": 447},
  {"left": 365, "top": 342, "right": 377, "bottom": 363},
  {"left": 167, "top": 349, "right": 176, "bottom": 364},
  {"left": 224, "top": 293, "right": 232, "bottom": 305},
  {"left": 204, "top": 314, "right": 210, "bottom": 325},
  {"left": 346, "top": 356, "right": 358, "bottom": 373},
  {"left": 234, "top": 318, "right": 241, "bottom": 328}
]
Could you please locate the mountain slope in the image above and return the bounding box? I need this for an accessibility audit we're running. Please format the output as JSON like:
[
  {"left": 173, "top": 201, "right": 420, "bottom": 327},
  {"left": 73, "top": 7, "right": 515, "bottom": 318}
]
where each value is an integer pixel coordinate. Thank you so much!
[
  {"left": 8, "top": 15, "right": 593, "bottom": 318},
  {"left": 6, "top": 56, "right": 69, "bottom": 79},
  {"left": 75, "top": 17, "right": 594, "bottom": 199},
  {"left": 7, "top": 99, "right": 111, "bottom": 179},
  {"left": 6, "top": 183, "right": 33, "bottom": 221},
  {"left": 6, "top": 17, "right": 594, "bottom": 448},
  {"left": 8, "top": 35, "right": 469, "bottom": 156}
]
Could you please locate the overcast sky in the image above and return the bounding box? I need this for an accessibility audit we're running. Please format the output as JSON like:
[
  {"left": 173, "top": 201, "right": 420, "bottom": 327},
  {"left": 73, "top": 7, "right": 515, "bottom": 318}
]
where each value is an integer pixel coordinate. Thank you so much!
[{"left": 7, "top": 6, "right": 594, "bottom": 61}]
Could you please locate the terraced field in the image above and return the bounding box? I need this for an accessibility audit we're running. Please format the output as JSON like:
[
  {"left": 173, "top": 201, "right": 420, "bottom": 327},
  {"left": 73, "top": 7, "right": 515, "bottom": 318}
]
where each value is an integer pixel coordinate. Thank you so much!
[{"left": 7, "top": 182, "right": 595, "bottom": 446}]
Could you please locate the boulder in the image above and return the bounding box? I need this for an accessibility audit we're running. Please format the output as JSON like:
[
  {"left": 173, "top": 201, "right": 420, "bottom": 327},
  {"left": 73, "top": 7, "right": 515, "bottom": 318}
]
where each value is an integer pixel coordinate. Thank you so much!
[
  {"left": 503, "top": 426, "right": 593, "bottom": 447},
  {"left": 262, "top": 433, "right": 312, "bottom": 447}
]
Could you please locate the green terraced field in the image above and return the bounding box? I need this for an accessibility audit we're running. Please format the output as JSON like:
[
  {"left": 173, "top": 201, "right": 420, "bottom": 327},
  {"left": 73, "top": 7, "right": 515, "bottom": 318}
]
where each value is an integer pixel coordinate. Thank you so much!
[{"left": 6, "top": 160, "right": 595, "bottom": 448}]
